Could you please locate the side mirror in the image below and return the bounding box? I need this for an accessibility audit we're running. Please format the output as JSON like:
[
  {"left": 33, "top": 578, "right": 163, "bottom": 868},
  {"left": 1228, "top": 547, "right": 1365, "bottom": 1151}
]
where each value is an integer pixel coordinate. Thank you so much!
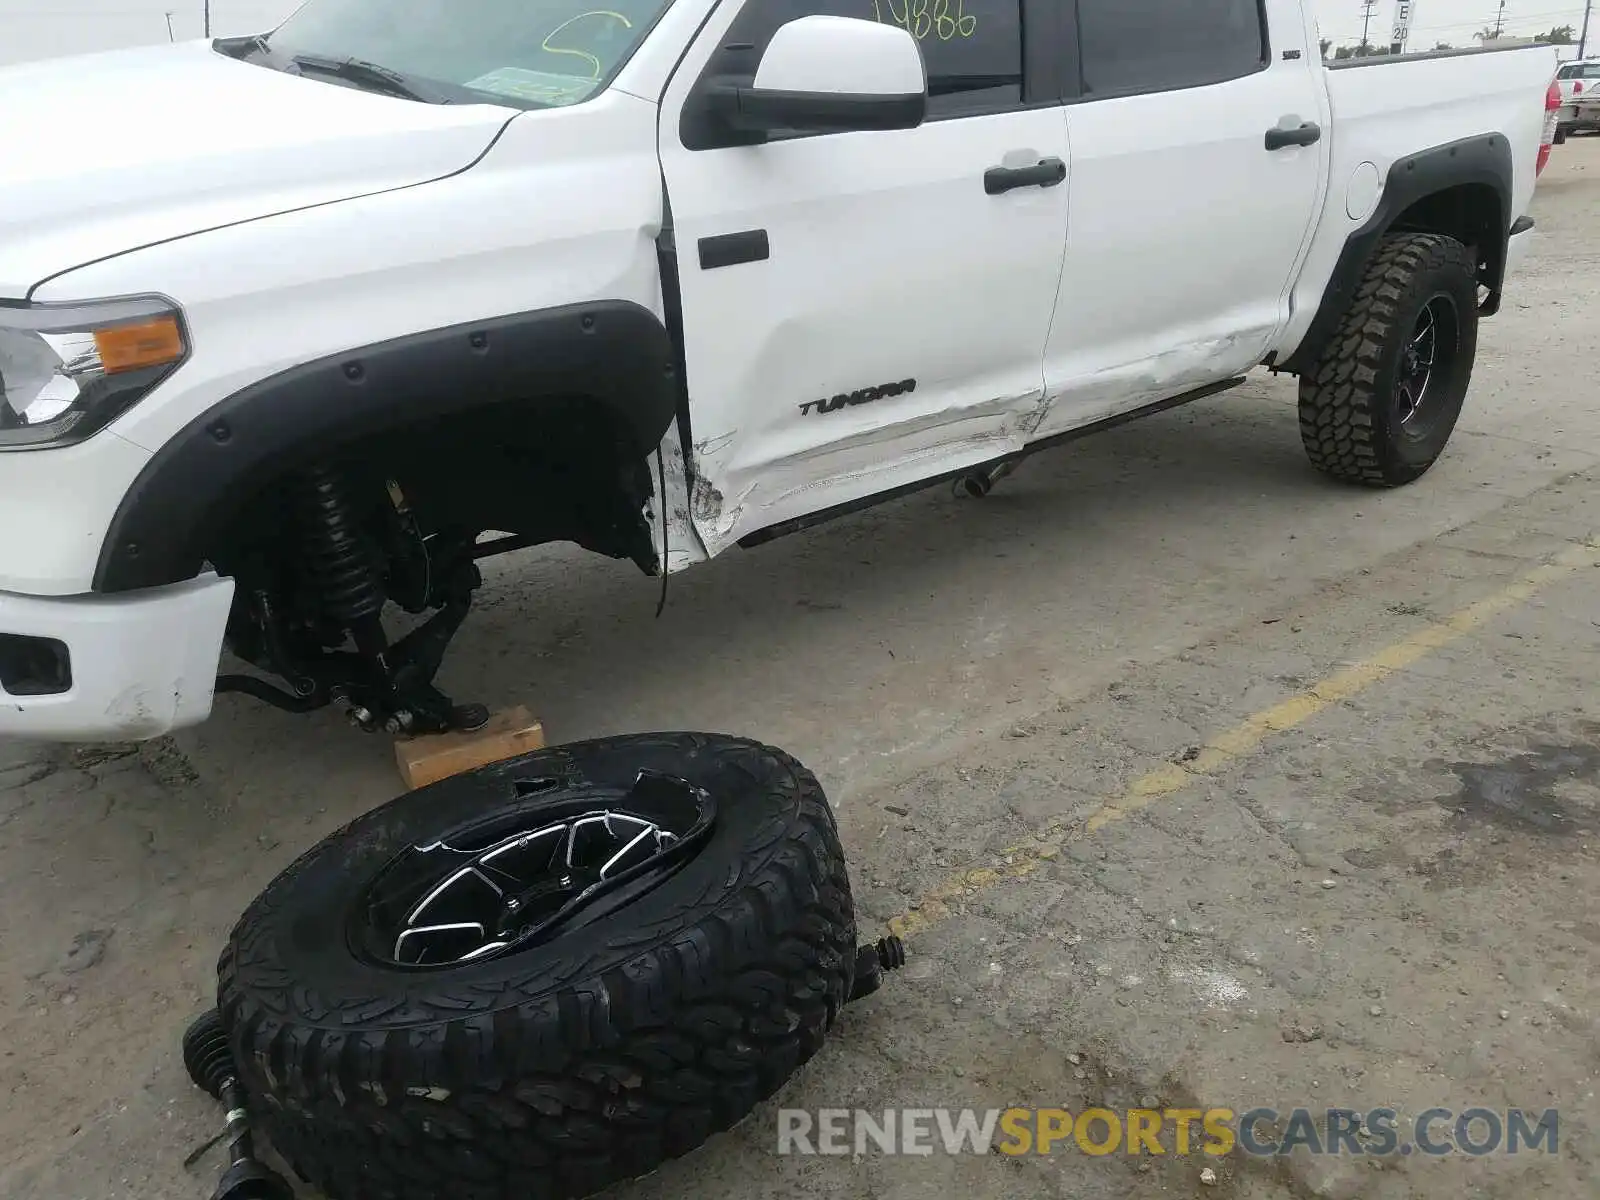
[{"left": 707, "top": 15, "right": 927, "bottom": 137}]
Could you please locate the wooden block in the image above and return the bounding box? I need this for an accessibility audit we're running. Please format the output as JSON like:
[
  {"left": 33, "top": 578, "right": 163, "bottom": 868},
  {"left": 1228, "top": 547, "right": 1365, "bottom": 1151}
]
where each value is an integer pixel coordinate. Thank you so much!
[{"left": 395, "top": 706, "right": 545, "bottom": 790}]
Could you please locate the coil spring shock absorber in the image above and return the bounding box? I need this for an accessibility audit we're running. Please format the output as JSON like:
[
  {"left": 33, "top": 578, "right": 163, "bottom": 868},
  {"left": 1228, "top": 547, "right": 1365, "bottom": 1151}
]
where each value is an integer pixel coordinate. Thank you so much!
[
  {"left": 265, "top": 462, "right": 485, "bottom": 736},
  {"left": 299, "top": 463, "right": 386, "bottom": 630},
  {"left": 295, "top": 463, "right": 399, "bottom": 732}
]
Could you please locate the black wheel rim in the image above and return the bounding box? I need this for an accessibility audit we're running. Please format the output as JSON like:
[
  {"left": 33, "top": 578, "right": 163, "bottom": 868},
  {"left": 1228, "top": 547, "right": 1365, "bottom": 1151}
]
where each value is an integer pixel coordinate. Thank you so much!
[
  {"left": 354, "top": 771, "right": 714, "bottom": 968},
  {"left": 1394, "top": 293, "right": 1460, "bottom": 436}
]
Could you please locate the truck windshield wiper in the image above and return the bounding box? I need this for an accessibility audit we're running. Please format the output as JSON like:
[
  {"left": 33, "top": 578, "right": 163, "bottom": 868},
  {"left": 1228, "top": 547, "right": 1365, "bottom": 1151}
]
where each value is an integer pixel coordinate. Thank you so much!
[{"left": 288, "top": 54, "right": 449, "bottom": 103}]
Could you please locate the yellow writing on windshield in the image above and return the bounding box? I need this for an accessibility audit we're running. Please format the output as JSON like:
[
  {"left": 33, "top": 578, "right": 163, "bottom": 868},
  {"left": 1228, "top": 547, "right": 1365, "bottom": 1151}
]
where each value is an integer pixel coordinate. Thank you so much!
[
  {"left": 872, "top": 0, "right": 977, "bottom": 41},
  {"left": 540, "top": 10, "right": 634, "bottom": 80}
]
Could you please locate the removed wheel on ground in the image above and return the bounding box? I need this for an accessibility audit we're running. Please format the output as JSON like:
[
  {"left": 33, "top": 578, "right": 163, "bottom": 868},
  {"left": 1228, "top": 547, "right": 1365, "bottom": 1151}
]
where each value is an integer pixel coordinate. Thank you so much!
[
  {"left": 1297, "top": 231, "right": 1479, "bottom": 487},
  {"left": 215, "top": 733, "right": 863, "bottom": 1200}
]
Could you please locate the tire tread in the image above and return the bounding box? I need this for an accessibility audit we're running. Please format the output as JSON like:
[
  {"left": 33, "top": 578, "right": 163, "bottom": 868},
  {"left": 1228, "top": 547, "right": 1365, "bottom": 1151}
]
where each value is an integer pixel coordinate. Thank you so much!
[
  {"left": 217, "top": 735, "right": 856, "bottom": 1200},
  {"left": 1298, "top": 232, "right": 1476, "bottom": 487}
]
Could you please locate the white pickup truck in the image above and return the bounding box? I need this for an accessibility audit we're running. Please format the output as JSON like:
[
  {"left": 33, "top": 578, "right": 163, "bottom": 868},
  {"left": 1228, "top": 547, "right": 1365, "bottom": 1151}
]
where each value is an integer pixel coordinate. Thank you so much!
[
  {"left": 1555, "top": 58, "right": 1600, "bottom": 139},
  {"left": 0, "top": 0, "right": 1563, "bottom": 743}
]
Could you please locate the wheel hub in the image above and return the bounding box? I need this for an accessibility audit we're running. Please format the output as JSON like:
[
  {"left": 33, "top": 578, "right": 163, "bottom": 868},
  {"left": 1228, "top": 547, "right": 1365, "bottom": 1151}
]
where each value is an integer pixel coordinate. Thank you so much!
[
  {"left": 1394, "top": 293, "right": 1458, "bottom": 430},
  {"left": 395, "top": 809, "right": 683, "bottom": 965},
  {"left": 359, "top": 770, "right": 714, "bottom": 968}
]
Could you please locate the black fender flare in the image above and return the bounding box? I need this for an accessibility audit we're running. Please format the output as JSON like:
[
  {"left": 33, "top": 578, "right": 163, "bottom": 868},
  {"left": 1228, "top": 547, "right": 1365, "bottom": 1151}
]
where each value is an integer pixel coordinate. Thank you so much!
[
  {"left": 95, "top": 300, "right": 678, "bottom": 593},
  {"left": 1279, "top": 134, "right": 1513, "bottom": 377}
]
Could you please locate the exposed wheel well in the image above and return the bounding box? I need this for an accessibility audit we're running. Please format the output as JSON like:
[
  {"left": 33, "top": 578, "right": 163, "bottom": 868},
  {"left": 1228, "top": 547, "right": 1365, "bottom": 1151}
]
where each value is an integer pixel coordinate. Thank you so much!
[
  {"left": 95, "top": 301, "right": 679, "bottom": 732},
  {"left": 202, "top": 393, "right": 663, "bottom": 733},
  {"left": 204, "top": 393, "right": 660, "bottom": 591},
  {"left": 95, "top": 300, "right": 678, "bottom": 595}
]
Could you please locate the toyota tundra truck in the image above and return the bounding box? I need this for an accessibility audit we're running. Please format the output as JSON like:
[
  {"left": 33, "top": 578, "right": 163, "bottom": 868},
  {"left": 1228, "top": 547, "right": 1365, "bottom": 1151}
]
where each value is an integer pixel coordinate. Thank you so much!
[{"left": 0, "top": 0, "right": 1563, "bottom": 742}]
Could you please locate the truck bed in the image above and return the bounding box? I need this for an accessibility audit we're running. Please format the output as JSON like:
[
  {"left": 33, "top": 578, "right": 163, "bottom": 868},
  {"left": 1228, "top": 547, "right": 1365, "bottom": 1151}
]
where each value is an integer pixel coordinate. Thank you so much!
[
  {"left": 1278, "top": 41, "right": 1558, "bottom": 365},
  {"left": 1325, "top": 43, "right": 1555, "bottom": 222}
]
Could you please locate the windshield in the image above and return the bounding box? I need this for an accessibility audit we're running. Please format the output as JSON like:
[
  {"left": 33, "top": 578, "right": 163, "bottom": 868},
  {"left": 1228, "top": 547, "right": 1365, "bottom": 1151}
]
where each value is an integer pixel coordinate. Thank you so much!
[{"left": 262, "top": 0, "right": 673, "bottom": 108}]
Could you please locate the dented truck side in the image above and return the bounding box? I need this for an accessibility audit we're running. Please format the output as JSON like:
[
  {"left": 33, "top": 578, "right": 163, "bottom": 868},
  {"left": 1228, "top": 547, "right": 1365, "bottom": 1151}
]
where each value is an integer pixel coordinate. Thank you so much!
[{"left": 0, "top": 0, "right": 1560, "bottom": 740}]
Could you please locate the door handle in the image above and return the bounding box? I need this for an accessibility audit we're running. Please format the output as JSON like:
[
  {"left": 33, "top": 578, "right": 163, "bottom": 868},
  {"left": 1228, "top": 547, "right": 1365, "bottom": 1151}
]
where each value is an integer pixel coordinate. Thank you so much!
[
  {"left": 984, "top": 156, "right": 1067, "bottom": 195},
  {"left": 1265, "top": 122, "right": 1322, "bottom": 151}
]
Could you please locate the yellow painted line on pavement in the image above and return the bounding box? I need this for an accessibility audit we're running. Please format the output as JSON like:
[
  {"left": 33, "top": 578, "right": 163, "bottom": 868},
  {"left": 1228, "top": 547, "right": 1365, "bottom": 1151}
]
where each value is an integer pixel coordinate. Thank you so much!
[{"left": 887, "top": 538, "right": 1600, "bottom": 940}]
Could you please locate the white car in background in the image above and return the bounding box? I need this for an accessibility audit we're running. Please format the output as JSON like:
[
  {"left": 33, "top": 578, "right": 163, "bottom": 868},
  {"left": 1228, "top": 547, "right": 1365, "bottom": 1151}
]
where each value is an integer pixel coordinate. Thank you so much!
[{"left": 1555, "top": 58, "right": 1600, "bottom": 141}]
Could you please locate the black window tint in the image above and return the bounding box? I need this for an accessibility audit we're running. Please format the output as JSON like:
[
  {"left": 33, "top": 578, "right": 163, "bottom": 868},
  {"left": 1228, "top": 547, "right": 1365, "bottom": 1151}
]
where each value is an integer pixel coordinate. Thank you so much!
[
  {"left": 737, "top": 0, "right": 1023, "bottom": 112},
  {"left": 1078, "top": 0, "right": 1267, "bottom": 97}
]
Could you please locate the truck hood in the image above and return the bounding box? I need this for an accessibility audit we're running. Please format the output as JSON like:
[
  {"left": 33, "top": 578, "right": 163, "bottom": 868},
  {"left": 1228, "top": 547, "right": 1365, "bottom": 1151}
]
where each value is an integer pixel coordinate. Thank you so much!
[{"left": 0, "top": 41, "right": 516, "bottom": 298}]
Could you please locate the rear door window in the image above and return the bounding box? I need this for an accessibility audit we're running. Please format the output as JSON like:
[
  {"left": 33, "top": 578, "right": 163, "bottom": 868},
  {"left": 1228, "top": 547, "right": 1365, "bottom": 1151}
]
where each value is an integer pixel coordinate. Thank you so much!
[{"left": 1076, "top": 0, "right": 1268, "bottom": 99}]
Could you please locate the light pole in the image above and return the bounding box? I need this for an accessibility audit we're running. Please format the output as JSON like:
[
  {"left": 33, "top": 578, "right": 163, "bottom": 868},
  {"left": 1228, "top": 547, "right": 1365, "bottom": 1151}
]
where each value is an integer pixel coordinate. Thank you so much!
[
  {"left": 1359, "top": 0, "right": 1379, "bottom": 52},
  {"left": 165, "top": 11, "right": 176, "bottom": 41}
]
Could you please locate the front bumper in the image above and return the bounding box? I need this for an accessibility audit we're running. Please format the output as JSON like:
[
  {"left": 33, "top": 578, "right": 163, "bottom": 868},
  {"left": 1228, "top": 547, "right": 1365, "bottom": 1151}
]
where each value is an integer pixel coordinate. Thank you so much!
[{"left": 0, "top": 574, "right": 233, "bottom": 741}]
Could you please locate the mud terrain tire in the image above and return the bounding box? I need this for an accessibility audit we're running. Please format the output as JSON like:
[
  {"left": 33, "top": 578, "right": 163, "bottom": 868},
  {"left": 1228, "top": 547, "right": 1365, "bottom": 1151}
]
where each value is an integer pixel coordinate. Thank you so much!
[
  {"left": 1298, "top": 232, "right": 1479, "bottom": 487},
  {"left": 216, "top": 733, "right": 857, "bottom": 1200}
]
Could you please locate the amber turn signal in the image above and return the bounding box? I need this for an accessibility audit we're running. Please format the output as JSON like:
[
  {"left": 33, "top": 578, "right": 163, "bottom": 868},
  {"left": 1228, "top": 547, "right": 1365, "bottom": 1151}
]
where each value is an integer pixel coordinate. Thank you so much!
[{"left": 94, "top": 315, "right": 186, "bottom": 375}]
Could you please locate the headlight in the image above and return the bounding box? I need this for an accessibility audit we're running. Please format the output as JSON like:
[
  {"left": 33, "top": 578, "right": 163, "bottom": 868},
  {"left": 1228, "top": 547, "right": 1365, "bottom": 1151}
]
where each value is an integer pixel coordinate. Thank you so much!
[{"left": 0, "top": 296, "right": 188, "bottom": 451}]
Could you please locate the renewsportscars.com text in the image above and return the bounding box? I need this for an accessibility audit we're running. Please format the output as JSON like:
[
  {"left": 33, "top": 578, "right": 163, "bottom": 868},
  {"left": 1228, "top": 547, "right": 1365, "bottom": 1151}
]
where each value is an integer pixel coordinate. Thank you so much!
[{"left": 777, "top": 1106, "right": 1559, "bottom": 1158}]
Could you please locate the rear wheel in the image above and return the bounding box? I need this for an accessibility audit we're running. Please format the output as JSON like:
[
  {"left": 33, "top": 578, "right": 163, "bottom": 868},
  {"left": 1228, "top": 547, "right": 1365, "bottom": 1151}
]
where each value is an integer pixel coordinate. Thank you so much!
[
  {"left": 216, "top": 733, "right": 858, "bottom": 1200},
  {"left": 1297, "top": 232, "right": 1479, "bottom": 488}
]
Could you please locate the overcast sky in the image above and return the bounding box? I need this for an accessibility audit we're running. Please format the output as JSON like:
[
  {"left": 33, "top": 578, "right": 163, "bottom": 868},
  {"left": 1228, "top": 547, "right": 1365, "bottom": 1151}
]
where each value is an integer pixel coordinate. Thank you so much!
[{"left": 0, "top": 0, "right": 1591, "bottom": 68}]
